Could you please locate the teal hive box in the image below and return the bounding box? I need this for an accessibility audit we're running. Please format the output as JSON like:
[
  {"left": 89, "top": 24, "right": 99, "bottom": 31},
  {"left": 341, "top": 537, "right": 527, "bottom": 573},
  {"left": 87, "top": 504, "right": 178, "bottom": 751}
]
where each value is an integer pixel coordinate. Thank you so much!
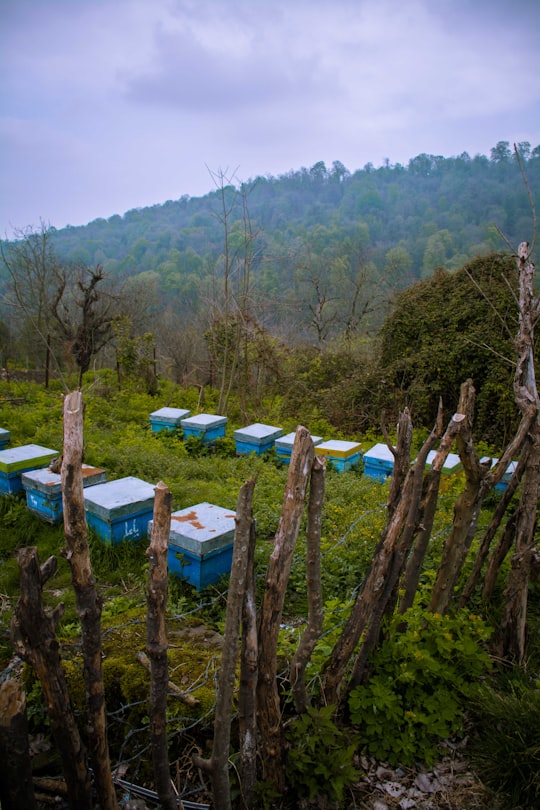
[
  {"left": 275, "top": 431, "right": 323, "bottom": 463},
  {"left": 21, "top": 464, "right": 107, "bottom": 524},
  {"left": 150, "top": 407, "right": 191, "bottom": 433},
  {"left": 180, "top": 414, "right": 227, "bottom": 444},
  {"left": 315, "top": 440, "right": 362, "bottom": 472},
  {"left": 0, "top": 444, "right": 58, "bottom": 494},
  {"left": 362, "top": 442, "right": 395, "bottom": 480},
  {"left": 0, "top": 428, "right": 10, "bottom": 450},
  {"left": 165, "top": 502, "right": 237, "bottom": 591},
  {"left": 234, "top": 423, "right": 283, "bottom": 455},
  {"left": 84, "top": 476, "right": 155, "bottom": 544},
  {"left": 425, "top": 451, "right": 462, "bottom": 475},
  {"left": 481, "top": 457, "right": 517, "bottom": 491}
]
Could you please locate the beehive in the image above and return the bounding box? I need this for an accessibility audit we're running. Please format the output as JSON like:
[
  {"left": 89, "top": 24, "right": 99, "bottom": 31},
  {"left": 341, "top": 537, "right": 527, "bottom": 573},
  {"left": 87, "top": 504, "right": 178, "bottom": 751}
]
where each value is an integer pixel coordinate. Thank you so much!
[
  {"left": 84, "top": 476, "right": 155, "bottom": 544},
  {"left": 315, "top": 439, "right": 362, "bottom": 473},
  {"left": 234, "top": 423, "right": 283, "bottom": 455},
  {"left": 0, "top": 428, "right": 10, "bottom": 450},
  {"left": 165, "top": 502, "right": 237, "bottom": 591},
  {"left": 0, "top": 444, "right": 58, "bottom": 494},
  {"left": 362, "top": 442, "right": 395, "bottom": 480},
  {"left": 21, "top": 464, "right": 107, "bottom": 523},
  {"left": 150, "top": 407, "right": 191, "bottom": 433},
  {"left": 275, "top": 431, "right": 323, "bottom": 463},
  {"left": 425, "top": 451, "right": 462, "bottom": 475},
  {"left": 180, "top": 414, "right": 228, "bottom": 444}
]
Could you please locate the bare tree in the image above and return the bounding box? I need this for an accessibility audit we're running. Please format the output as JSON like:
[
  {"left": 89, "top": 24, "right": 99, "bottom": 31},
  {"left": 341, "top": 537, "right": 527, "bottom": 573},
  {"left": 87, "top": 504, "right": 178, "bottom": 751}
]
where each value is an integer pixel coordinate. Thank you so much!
[
  {"left": 205, "top": 168, "right": 260, "bottom": 415},
  {"left": 51, "top": 263, "right": 118, "bottom": 385},
  {"left": 1, "top": 221, "right": 61, "bottom": 366}
]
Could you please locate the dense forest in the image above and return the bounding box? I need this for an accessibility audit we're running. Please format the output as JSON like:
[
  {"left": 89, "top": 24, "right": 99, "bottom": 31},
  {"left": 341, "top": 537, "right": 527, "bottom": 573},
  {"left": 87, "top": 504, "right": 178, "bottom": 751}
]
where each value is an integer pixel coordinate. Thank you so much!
[{"left": 0, "top": 140, "right": 538, "bottom": 448}]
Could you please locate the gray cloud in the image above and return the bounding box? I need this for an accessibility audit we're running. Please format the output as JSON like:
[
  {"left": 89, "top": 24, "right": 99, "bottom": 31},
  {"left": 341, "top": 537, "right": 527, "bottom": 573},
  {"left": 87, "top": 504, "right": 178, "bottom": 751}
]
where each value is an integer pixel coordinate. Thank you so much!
[{"left": 1, "top": 0, "right": 539, "bottom": 234}]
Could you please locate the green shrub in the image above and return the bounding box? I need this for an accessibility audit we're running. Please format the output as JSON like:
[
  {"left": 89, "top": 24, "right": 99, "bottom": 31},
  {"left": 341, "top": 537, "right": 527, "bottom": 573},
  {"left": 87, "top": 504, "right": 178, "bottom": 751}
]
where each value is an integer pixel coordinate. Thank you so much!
[
  {"left": 348, "top": 606, "right": 492, "bottom": 766},
  {"left": 285, "top": 704, "right": 360, "bottom": 803}
]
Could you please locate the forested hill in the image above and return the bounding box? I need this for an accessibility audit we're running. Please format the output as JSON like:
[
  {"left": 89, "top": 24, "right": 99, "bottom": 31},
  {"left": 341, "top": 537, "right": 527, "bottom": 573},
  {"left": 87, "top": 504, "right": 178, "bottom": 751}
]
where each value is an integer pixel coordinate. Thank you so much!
[
  {"left": 5, "top": 141, "right": 540, "bottom": 334},
  {"left": 50, "top": 142, "right": 538, "bottom": 260}
]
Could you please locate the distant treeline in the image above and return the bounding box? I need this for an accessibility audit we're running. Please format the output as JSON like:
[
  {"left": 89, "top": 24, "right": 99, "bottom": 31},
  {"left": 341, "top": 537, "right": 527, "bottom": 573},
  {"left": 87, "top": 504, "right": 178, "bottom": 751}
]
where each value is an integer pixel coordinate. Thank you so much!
[{"left": 24, "top": 140, "right": 540, "bottom": 327}]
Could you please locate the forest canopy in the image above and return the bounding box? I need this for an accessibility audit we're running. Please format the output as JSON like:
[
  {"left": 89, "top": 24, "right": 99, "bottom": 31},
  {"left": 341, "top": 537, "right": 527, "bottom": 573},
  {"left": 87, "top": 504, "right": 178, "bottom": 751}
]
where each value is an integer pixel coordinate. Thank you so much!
[{"left": 0, "top": 142, "right": 538, "bottom": 448}]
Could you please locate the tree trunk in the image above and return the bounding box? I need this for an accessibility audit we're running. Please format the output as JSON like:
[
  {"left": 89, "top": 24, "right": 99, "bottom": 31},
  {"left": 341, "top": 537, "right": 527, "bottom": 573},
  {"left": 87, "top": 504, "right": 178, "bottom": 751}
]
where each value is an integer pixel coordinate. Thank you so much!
[
  {"left": 458, "top": 446, "right": 528, "bottom": 607},
  {"left": 481, "top": 511, "right": 519, "bottom": 602},
  {"left": 11, "top": 549, "right": 93, "bottom": 810},
  {"left": 384, "top": 407, "right": 414, "bottom": 519},
  {"left": 290, "top": 454, "right": 326, "bottom": 714},
  {"left": 347, "top": 410, "right": 441, "bottom": 694},
  {"left": 0, "top": 662, "right": 37, "bottom": 810},
  {"left": 495, "top": 241, "right": 540, "bottom": 664},
  {"left": 428, "top": 380, "right": 531, "bottom": 615},
  {"left": 322, "top": 409, "right": 429, "bottom": 707},
  {"left": 61, "top": 390, "right": 119, "bottom": 810},
  {"left": 239, "top": 511, "right": 258, "bottom": 808},
  {"left": 399, "top": 412, "right": 464, "bottom": 614},
  {"left": 194, "top": 478, "right": 256, "bottom": 810},
  {"left": 146, "top": 481, "right": 178, "bottom": 810},
  {"left": 256, "top": 427, "right": 314, "bottom": 794}
]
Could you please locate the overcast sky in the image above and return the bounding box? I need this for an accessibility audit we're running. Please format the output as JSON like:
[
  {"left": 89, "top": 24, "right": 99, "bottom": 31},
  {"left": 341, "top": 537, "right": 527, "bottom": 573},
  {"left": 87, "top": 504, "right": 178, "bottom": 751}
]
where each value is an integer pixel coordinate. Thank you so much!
[{"left": 1, "top": 0, "right": 539, "bottom": 237}]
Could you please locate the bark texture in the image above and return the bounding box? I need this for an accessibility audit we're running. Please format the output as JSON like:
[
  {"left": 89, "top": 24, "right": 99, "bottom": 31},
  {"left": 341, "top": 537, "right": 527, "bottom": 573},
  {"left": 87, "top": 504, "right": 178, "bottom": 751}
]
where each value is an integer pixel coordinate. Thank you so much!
[
  {"left": 146, "top": 481, "right": 178, "bottom": 810},
  {"left": 194, "top": 477, "right": 256, "bottom": 810},
  {"left": 494, "top": 242, "right": 540, "bottom": 664},
  {"left": 0, "top": 663, "right": 37, "bottom": 810},
  {"left": 62, "top": 390, "right": 119, "bottom": 810},
  {"left": 290, "top": 453, "right": 326, "bottom": 713},
  {"left": 256, "top": 427, "right": 314, "bottom": 793},
  {"left": 11, "top": 548, "right": 92, "bottom": 810},
  {"left": 239, "top": 512, "right": 258, "bottom": 808}
]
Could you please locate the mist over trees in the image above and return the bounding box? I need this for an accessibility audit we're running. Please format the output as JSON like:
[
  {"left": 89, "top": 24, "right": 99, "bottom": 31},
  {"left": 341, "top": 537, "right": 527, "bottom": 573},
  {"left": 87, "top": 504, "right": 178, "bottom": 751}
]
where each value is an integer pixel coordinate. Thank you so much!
[{"left": 0, "top": 141, "right": 538, "bottom": 447}]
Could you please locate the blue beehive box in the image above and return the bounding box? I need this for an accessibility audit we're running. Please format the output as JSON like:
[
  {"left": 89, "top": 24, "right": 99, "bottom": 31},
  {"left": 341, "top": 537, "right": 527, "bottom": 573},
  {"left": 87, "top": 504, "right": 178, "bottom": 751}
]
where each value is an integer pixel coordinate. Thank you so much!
[
  {"left": 21, "top": 464, "right": 107, "bottom": 524},
  {"left": 84, "top": 476, "right": 155, "bottom": 544},
  {"left": 165, "top": 502, "right": 237, "bottom": 591},
  {"left": 362, "top": 442, "right": 395, "bottom": 480},
  {"left": 315, "top": 439, "right": 362, "bottom": 472},
  {"left": 234, "top": 423, "right": 283, "bottom": 455},
  {"left": 180, "top": 414, "right": 227, "bottom": 444},
  {"left": 0, "top": 444, "right": 58, "bottom": 494},
  {"left": 425, "top": 451, "right": 462, "bottom": 475},
  {"left": 275, "top": 431, "right": 323, "bottom": 463},
  {"left": 481, "top": 457, "right": 518, "bottom": 491},
  {"left": 150, "top": 407, "right": 191, "bottom": 433},
  {"left": 0, "top": 428, "right": 10, "bottom": 450}
]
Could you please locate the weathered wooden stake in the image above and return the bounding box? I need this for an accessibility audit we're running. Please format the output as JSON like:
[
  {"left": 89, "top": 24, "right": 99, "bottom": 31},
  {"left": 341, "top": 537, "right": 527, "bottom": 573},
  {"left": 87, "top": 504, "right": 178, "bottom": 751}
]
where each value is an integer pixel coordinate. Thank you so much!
[
  {"left": 239, "top": 501, "right": 258, "bottom": 808},
  {"left": 194, "top": 477, "right": 256, "bottom": 810},
  {"left": 494, "top": 241, "right": 540, "bottom": 664},
  {"left": 11, "top": 549, "right": 92, "bottom": 810},
  {"left": 257, "top": 426, "right": 314, "bottom": 794},
  {"left": 146, "top": 480, "right": 179, "bottom": 810},
  {"left": 290, "top": 453, "right": 326, "bottom": 714},
  {"left": 62, "top": 390, "right": 119, "bottom": 810}
]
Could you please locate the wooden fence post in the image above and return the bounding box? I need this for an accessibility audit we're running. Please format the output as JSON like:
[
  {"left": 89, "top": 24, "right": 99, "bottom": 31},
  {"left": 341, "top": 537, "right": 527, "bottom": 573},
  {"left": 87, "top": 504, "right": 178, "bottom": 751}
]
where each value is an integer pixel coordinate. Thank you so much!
[
  {"left": 62, "top": 390, "right": 119, "bottom": 810},
  {"left": 146, "top": 481, "right": 179, "bottom": 810},
  {"left": 11, "top": 549, "right": 92, "bottom": 810}
]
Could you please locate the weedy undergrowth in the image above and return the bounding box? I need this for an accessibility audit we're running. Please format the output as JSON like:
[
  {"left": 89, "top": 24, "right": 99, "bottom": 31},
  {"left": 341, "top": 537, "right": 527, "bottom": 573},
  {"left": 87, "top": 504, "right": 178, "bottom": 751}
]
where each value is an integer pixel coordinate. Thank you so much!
[{"left": 348, "top": 606, "right": 492, "bottom": 766}]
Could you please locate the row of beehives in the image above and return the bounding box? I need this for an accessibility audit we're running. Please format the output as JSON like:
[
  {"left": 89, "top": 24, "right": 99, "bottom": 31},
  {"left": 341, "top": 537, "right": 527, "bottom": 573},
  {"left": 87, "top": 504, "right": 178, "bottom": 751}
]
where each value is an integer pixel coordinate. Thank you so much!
[
  {"left": 0, "top": 415, "right": 516, "bottom": 592},
  {"left": 0, "top": 436, "right": 234, "bottom": 591}
]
